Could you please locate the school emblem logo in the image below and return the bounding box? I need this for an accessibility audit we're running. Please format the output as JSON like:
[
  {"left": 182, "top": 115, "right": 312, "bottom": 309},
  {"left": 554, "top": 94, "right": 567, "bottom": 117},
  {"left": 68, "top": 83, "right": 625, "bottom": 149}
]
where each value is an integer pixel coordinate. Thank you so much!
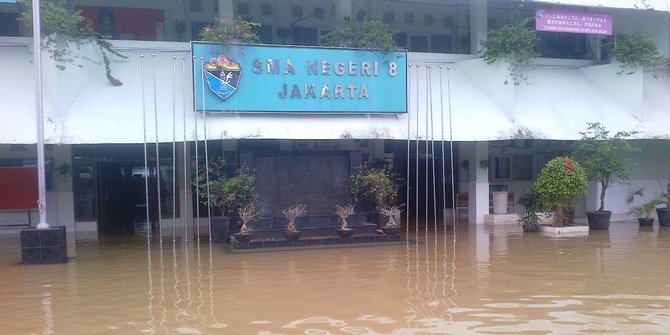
[{"left": 203, "top": 54, "right": 241, "bottom": 101}]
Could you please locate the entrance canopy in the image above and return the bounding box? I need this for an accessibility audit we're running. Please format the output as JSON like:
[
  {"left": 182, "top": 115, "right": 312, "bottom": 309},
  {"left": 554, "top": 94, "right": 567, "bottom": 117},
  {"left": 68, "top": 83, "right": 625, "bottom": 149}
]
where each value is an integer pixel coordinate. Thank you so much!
[{"left": 1, "top": 38, "right": 669, "bottom": 144}]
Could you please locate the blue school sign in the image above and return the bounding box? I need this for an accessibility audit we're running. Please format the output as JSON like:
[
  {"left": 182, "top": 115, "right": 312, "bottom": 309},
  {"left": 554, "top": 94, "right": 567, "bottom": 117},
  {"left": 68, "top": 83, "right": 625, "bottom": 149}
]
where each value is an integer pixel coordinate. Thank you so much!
[{"left": 191, "top": 42, "right": 407, "bottom": 113}]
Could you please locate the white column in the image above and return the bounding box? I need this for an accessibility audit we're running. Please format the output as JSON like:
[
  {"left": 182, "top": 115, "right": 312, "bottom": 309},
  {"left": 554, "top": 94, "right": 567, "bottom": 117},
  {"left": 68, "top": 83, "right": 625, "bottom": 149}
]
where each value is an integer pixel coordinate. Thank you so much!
[
  {"left": 468, "top": 141, "right": 489, "bottom": 224},
  {"left": 470, "top": 0, "right": 487, "bottom": 56},
  {"left": 218, "top": 0, "right": 234, "bottom": 19}
]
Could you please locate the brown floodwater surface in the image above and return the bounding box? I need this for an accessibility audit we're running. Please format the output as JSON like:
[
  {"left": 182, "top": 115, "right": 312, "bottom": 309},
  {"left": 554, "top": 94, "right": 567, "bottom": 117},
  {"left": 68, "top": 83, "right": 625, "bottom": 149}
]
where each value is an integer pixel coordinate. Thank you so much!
[{"left": 1, "top": 222, "right": 670, "bottom": 334}]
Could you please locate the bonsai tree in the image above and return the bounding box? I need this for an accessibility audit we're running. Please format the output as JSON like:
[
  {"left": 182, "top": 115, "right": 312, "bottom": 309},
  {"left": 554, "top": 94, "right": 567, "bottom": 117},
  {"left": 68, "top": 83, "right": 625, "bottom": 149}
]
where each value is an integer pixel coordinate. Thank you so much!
[
  {"left": 237, "top": 200, "right": 264, "bottom": 235},
  {"left": 625, "top": 187, "right": 662, "bottom": 219},
  {"left": 574, "top": 122, "right": 638, "bottom": 213},
  {"left": 193, "top": 156, "right": 256, "bottom": 216},
  {"left": 535, "top": 156, "right": 588, "bottom": 226},
  {"left": 517, "top": 187, "right": 544, "bottom": 232},
  {"left": 322, "top": 12, "right": 397, "bottom": 52},
  {"left": 335, "top": 204, "right": 355, "bottom": 231},
  {"left": 282, "top": 204, "right": 307, "bottom": 233},
  {"left": 18, "top": 0, "right": 126, "bottom": 86},
  {"left": 378, "top": 204, "right": 403, "bottom": 229},
  {"left": 199, "top": 17, "right": 261, "bottom": 44},
  {"left": 480, "top": 16, "right": 538, "bottom": 85}
]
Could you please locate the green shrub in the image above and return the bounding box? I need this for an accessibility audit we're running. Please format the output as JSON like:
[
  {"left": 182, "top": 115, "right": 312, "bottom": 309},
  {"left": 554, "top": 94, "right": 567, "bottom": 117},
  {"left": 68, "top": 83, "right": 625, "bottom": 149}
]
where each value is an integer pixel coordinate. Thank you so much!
[
  {"left": 200, "top": 17, "right": 261, "bottom": 44},
  {"left": 480, "top": 17, "right": 538, "bottom": 85},
  {"left": 535, "top": 156, "right": 587, "bottom": 225},
  {"left": 323, "top": 14, "right": 397, "bottom": 52},
  {"left": 517, "top": 187, "right": 544, "bottom": 231}
]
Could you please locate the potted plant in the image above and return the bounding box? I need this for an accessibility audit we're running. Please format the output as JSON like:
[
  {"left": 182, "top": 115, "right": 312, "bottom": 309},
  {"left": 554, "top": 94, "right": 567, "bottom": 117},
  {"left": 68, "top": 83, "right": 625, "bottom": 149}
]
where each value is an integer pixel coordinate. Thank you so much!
[
  {"left": 575, "top": 122, "right": 638, "bottom": 230},
  {"left": 334, "top": 204, "right": 356, "bottom": 238},
  {"left": 232, "top": 200, "right": 264, "bottom": 243},
  {"left": 282, "top": 204, "right": 306, "bottom": 241},
  {"left": 378, "top": 204, "right": 403, "bottom": 235},
  {"left": 625, "top": 187, "right": 663, "bottom": 226},
  {"left": 193, "top": 157, "right": 256, "bottom": 242},
  {"left": 656, "top": 178, "right": 670, "bottom": 227},
  {"left": 349, "top": 163, "right": 402, "bottom": 228},
  {"left": 517, "top": 187, "right": 544, "bottom": 232},
  {"left": 535, "top": 156, "right": 588, "bottom": 227}
]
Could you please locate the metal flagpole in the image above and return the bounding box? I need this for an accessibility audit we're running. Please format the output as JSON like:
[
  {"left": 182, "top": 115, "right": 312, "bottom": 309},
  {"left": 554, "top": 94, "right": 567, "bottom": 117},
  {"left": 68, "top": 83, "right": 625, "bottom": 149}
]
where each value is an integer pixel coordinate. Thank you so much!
[
  {"left": 171, "top": 56, "right": 177, "bottom": 242},
  {"left": 424, "top": 66, "right": 430, "bottom": 231},
  {"left": 32, "top": 0, "right": 48, "bottom": 229},
  {"left": 152, "top": 54, "right": 163, "bottom": 242},
  {"left": 406, "top": 64, "right": 412, "bottom": 234},
  {"left": 429, "top": 66, "right": 437, "bottom": 231},
  {"left": 200, "top": 58, "right": 212, "bottom": 242},
  {"left": 181, "top": 57, "right": 189, "bottom": 242},
  {"left": 447, "top": 67, "right": 457, "bottom": 229},
  {"left": 141, "top": 55, "right": 151, "bottom": 242},
  {"left": 414, "top": 65, "right": 420, "bottom": 232},
  {"left": 439, "top": 67, "right": 447, "bottom": 229},
  {"left": 193, "top": 56, "right": 201, "bottom": 242}
]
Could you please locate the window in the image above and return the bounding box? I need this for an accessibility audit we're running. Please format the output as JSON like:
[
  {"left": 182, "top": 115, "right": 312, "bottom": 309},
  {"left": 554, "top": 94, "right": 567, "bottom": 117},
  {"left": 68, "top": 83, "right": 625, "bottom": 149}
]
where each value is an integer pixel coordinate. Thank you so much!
[
  {"left": 424, "top": 14, "right": 433, "bottom": 25},
  {"left": 394, "top": 32, "right": 408, "bottom": 49},
  {"left": 491, "top": 155, "right": 533, "bottom": 181},
  {"left": 537, "top": 31, "right": 588, "bottom": 60},
  {"left": 404, "top": 13, "right": 414, "bottom": 24},
  {"left": 238, "top": 3, "right": 249, "bottom": 15},
  {"left": 493, "top": 157, "right": 511, "bottom": 179},
  {"left": 431, "top": 34, "right": 452, "bottom": 53},
  {"left": 292, "top": 6, "right": 303, "bottom": 18},
  {"left": 190, "top": 0, "right": 202, "bottom": 12},
  {"left": 443, "top": 16, "right": 453, "bottom": 27},
  {"left": 9, "top": 144, "right": 27, "bottom": 152},
  {"left": 261, "top": 4, "right": 272, "bottom": 16},
  {"left": 259, "top": 25, "right": 273, "bottom": 43},
  {"left": 512, "top": 154, "right": 532, "bottom": 180},
  {"left": 314, "top": 8, "right": 324, "bottom": 18},
  {"left": 0, "top": 12, "right": 20, "bottom": 37},
  {"left": 384, "top": 12, "right": 394, "bottom": 23},
  {"left": 410, "top": 35, "right": 428, "bottom": 52},
  {"left": 355, "top": 11, "right": 367, "bottom": 21},
  {"left": 191, "top": 21, "right": 211, "bottom": 40}
]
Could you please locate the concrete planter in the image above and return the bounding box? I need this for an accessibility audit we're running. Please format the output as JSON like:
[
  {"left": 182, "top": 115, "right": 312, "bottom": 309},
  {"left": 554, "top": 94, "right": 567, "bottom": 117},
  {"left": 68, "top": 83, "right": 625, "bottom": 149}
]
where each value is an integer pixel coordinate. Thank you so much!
[
  {"left": 586, "top": 210, "right": 611, "bottom": 230},
  {"left": 657, "top": 208, "right": 670, "bottom": 227}
]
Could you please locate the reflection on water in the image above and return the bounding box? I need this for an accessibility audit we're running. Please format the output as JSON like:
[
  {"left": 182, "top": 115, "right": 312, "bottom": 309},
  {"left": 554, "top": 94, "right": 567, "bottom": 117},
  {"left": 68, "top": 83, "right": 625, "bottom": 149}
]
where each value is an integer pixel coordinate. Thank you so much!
[{"left": 1, "top": 222, "right": 670, "bottom": 334}]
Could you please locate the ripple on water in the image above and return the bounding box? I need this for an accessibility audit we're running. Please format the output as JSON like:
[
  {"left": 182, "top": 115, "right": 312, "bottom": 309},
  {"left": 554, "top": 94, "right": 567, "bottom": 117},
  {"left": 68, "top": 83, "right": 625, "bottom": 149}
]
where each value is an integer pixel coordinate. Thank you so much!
[{"left": 283, "top": 316, "right": 347, "bottom": 329}]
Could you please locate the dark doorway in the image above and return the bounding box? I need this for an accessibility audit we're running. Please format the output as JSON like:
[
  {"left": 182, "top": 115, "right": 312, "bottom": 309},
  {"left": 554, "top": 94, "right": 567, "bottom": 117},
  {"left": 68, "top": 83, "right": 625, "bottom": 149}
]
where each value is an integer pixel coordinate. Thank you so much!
[
  {"left": 389, "top": 140, "right": 456, "bottom": 230},
  {"left": 97, "top": 161, "right": 155, "bottom": 240}
]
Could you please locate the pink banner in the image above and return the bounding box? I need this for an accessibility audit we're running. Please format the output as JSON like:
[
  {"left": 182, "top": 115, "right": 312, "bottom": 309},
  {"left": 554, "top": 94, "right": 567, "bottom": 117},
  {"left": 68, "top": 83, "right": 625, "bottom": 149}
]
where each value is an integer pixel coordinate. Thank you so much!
[{"left": 536, "top": 8, "right": 612, "bottom": 35}]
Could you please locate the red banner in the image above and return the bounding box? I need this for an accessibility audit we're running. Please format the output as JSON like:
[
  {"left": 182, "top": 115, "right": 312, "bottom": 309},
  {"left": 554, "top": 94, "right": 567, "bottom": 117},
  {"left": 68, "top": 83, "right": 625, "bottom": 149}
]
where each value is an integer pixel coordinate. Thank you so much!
[{"left": 0, "top": 167, "right": 38, "bottom": 210}]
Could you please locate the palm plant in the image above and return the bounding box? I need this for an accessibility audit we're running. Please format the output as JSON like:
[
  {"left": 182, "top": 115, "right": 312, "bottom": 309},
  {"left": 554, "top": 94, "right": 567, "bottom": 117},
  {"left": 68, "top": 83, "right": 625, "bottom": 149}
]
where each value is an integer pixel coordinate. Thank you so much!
[{"left": 625, "top": 187, "right": 662, "bottom": 219}]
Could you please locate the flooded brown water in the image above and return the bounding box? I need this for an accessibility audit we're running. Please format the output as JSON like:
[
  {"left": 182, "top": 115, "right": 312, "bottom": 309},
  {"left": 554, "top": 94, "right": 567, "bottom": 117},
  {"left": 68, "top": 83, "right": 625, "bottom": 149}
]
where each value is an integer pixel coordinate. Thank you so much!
[{"left": 1, "top": 222, "right": 670, "bottom": 334}]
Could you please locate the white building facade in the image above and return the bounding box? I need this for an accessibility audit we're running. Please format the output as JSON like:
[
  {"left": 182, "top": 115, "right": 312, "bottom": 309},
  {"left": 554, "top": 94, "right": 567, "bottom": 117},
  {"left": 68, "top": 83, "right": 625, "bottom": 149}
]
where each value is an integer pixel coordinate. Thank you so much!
[{"left": 0, "top": 0, "right": 669, "bottom": 240}]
